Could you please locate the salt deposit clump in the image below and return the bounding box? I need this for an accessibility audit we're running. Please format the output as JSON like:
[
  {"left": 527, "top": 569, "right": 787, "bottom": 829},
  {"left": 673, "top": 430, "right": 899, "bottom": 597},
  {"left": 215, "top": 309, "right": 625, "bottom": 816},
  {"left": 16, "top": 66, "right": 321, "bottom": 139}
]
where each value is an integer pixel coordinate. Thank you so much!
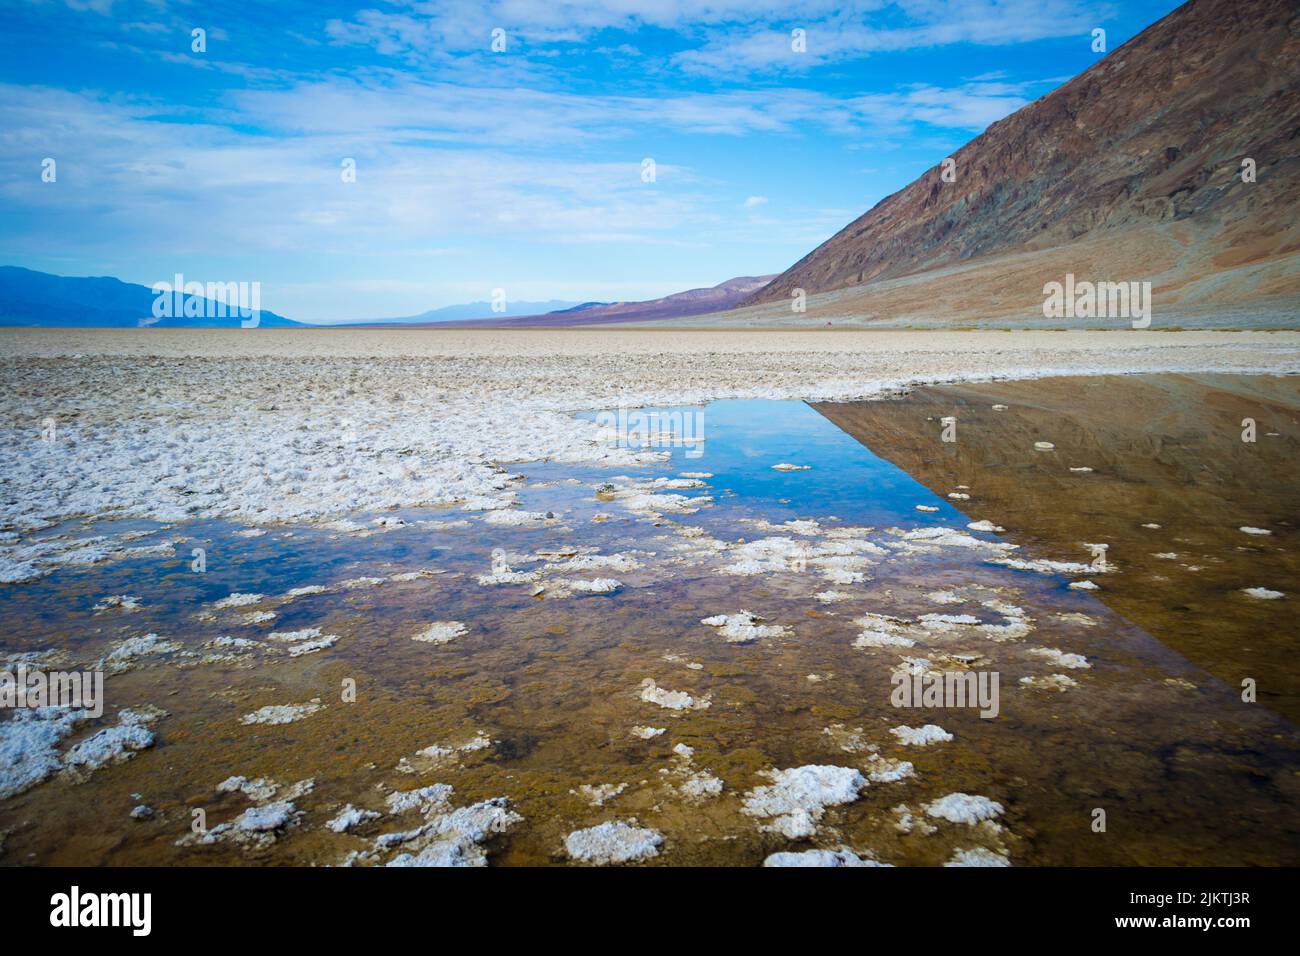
[
  {"left": 412, "top": 621, "right": 468, "bottom": 644},
  {"left": 483, "top": 509, "right": 554, "bottom": 526},
  {"left": 564, "top": 821, "right": 663, "bottom": 865},
  {"left": 239, "top": 699, "right": 324, "bottom": 725},
  {"left": 217, "top": 776, "right": 281, "bottom": 802},
  {"left": 741, "top": 765, "right": 867, "bottom": 839},
  {"left": 763, "top": 847, "right": 890, "bottom": 867},
  {"left": 93, "top": 594, "right": 142, "bottom": 613},
  {"left": 177, "top": 775, "right": 315, "bottom": 850},
  {"left": 946, "top": 847, "right": 1012, "bottom": 866},
  {"left": 383, "top": 798, "right": 523, "bottom": 867},
  {"left": 890, "top": 724, "right": 953, "bottom": 747},
  {"left": 866, "top": 756, "right": 914, "bottom": 783},
  {"left": 269, "top": 627, "right": 339, "bottom": 657},
  {"left": 180, "top": 800, "right": 302, "bottom": 849},
  {"left": 853, "top": 613, "right": 917, "bottom": 649},
  {"left": 63, "top": 707, "right": 164, "bottom": 773},
  {"left": 0, "top": 707, "right": 91, "bottom": 799},
  {"left": 639, "top": 679, "right": 709, "bottom": 711},
  {"left": 396, "top": 734, "right": 493, "bottom": 773},
  {"left": 699, "top": 610, "right": 790, "bottom": 644},
  {"left": 822, "top": 724, "right": 873, "bottom": 754},
  {"left": 678, "top": 771, "right": 723, "bottom": 800},
  {"left": 327, "top": 805, "right": 381, "bottom": 833},
  {"left": 211, "top": 592, "right": 264, "bottom": 610},
  {"left": 924, "top": 792, "right": 1004, "bottom": 825},
  {"left": 574, "top": 783, "right": 627, "bottom": 807},
  {"left": 99, "top": 633, "right": 182, "bottom": 674},
  {"left": 1019, "top": 674, "right": 1078, "bottom": 690},
  {"left": 566, "top": 578, "right": 622, "bottom": 594},
  {"left": 1027, "top": 647, "right": 1090, "bottom": 669}
]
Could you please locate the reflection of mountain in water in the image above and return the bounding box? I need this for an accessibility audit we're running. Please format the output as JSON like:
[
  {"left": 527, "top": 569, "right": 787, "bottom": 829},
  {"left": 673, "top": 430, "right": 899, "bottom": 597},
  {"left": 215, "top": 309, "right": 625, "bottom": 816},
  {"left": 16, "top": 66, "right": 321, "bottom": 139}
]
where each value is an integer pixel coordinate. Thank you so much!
[{"left": 815, "top": 373, "right": 1300, "bottom": 721}]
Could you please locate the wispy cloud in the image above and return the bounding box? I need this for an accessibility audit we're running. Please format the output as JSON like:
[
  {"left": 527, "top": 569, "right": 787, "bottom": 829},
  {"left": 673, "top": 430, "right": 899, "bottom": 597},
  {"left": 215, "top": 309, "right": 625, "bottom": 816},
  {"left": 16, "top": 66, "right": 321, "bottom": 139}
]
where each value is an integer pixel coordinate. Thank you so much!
[{"left": 324, "top": 0, "right": 1115, "bottom": 77}]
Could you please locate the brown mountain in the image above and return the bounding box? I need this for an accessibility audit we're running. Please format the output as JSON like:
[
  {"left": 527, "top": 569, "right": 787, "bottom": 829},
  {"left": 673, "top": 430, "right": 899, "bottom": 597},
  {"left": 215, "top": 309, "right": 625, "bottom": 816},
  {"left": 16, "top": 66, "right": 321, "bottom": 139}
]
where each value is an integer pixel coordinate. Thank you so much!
[
  {"left": 425, "top": 275, "right": 776, "bottom": 328},
  {"left": 745, "top": 0, "right": 1300, "bottom": 325}
]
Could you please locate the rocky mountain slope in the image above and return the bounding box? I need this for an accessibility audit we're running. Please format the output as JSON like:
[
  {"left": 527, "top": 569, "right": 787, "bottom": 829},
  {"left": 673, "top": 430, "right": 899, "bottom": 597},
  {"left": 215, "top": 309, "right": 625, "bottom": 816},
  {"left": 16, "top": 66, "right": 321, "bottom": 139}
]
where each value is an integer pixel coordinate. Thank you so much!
[{"left": 745, "top": 0, "right": 1300, "bottom": 324}]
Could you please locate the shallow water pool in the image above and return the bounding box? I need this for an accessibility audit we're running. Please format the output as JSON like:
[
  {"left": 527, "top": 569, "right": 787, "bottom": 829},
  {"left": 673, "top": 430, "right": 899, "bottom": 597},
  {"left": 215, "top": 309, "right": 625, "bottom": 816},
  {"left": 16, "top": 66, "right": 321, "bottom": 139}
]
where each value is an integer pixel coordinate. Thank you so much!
[{"left": 2, "top": 393, "right": 1297, "bottom": 866}]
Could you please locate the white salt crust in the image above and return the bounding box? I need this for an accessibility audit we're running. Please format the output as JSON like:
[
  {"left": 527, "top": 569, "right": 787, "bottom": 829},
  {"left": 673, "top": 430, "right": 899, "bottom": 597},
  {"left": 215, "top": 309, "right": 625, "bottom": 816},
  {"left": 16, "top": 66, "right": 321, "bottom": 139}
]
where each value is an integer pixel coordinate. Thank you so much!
[{"left": 6, "top": 331, "right": 1292, "bottom": 544}]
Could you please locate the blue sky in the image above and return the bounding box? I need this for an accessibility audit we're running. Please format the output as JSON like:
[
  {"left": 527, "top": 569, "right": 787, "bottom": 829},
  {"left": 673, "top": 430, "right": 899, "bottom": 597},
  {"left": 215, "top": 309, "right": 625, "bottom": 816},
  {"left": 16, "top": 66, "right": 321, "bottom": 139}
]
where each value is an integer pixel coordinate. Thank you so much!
[{"left": 0, "top": 0, "right": 1183, "bottom": 322}]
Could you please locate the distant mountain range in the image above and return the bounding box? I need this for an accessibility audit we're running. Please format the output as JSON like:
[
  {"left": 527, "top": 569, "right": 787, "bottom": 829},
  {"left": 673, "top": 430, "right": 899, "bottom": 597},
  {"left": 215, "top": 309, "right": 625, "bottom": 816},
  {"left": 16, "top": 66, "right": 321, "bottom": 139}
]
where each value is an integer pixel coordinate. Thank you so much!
[
  {"left": 0, "top": 267, "right": 776, "bottom": 328},
  {"left": 346, "top": 299, "right": 585, "bottom": 325},
  {"left": 743, "top": 0, "right": 1300, "bottom": 324},
  {"left": 0, "top": 266, "right": 303, "bottom": 328},
  {"left": 424, "top": 275, "right": 777, "bottom": 327}
]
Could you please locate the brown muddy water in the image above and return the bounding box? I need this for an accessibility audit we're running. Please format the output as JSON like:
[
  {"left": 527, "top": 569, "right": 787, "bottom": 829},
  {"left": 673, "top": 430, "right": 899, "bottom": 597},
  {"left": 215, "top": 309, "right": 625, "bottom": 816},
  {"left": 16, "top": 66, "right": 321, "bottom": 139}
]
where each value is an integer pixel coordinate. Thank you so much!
[{"left": 1, "top": 381, "right": 1298, "bottom": 867}]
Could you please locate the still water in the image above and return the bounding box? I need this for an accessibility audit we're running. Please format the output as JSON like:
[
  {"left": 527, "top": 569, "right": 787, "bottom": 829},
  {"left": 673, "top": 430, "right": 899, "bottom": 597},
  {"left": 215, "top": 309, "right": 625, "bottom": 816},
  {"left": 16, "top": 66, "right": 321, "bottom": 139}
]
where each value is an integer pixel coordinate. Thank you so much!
[{"left": 2, "top": 390, "right": 1297, "bottom": 866}]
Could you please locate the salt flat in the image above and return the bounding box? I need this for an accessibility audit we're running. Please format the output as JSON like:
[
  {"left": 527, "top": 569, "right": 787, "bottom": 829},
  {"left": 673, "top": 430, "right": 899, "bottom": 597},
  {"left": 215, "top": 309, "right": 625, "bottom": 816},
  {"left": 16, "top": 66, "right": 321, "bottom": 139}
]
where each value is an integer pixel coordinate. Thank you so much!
[
  {"left": 4, "top": 326, "right": 1298, "bottom": 359},
  {"left": 2, "top": 328, "right": 1298, "bottom": 532}
]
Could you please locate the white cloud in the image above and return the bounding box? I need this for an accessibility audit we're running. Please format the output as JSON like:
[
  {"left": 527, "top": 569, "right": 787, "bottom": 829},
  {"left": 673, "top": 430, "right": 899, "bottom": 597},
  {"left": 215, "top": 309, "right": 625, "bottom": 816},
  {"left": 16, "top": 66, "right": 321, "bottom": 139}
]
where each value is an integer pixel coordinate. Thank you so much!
[
  {"left": 228, "top": 74, "right": 1030, "bottom": 147},
  {"left": 325, "top": 0, "right": 1114, "bottom": 76}
]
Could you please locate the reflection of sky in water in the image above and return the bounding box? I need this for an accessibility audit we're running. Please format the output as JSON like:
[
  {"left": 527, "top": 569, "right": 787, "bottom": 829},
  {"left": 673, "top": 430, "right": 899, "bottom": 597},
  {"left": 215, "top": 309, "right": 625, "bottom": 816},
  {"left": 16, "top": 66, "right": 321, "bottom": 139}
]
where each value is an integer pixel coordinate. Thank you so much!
[
  {"left": 4, "top": 400, "right": 975, "bottom": 655},
  {"left": 1, "top": 400, "right": 977, "bottom": 646},
  {"left": 577, "top": 399, "right": 967, "bottom": 527},
  {"left": 4, "top": 397, "right": 1300, "bottom": 866}
]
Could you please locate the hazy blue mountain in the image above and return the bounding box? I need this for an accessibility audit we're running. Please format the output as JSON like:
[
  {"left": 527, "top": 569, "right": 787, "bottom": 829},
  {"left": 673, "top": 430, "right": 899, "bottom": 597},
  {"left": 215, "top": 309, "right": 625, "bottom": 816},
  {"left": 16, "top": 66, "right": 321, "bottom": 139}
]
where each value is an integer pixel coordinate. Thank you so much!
[{"left": 0, "top": 266, "right": 303, "bottom": 327}]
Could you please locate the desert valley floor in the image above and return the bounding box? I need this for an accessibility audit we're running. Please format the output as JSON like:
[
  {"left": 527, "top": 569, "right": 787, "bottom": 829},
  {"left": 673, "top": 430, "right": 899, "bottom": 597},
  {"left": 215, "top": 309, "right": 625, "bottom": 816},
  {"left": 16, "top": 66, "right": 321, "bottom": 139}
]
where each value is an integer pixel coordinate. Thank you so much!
[{"left": 1, "top": 329, "right": 1298, "bottom": 866}]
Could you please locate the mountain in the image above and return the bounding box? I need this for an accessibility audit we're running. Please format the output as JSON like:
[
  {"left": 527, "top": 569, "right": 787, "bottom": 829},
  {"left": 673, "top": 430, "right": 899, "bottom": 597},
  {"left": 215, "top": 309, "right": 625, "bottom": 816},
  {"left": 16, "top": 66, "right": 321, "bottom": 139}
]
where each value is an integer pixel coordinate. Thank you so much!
[
  {"left": 0, "top": 268, "right": 775, "bottom": 329},
  {"left": 428, "top": 275, "right": 777, "bottom": 327},
  {"left": 351, "top": 299, "right": 585, "bottom": 325},
  {"left": 0, "top": 267, "right": 303, "bottom": 328},
  {"left": 745, "top": 0, "right": 1300, "bottom": 324}
]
